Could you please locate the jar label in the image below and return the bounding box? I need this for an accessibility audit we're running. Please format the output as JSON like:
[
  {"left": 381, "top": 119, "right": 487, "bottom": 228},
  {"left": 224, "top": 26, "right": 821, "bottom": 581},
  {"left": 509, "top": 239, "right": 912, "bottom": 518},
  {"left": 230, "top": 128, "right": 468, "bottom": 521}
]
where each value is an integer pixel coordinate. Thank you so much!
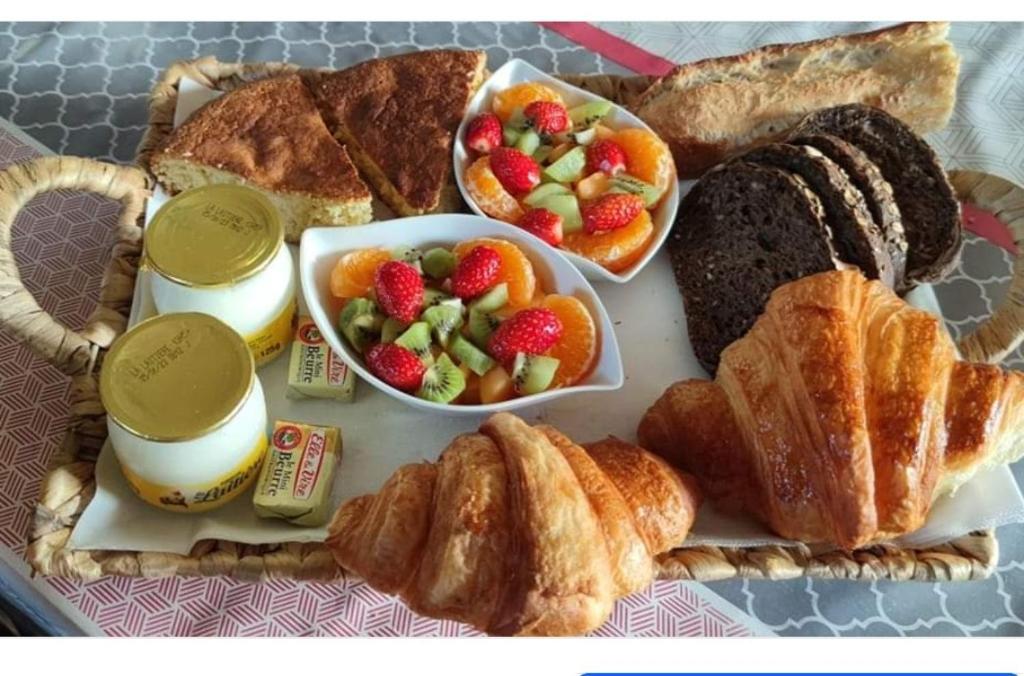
[
  {"left": 246, "top": 297, "right": 297, "bottom": 367},
  {"left": 118, "top": 434, "right": 268, "bottom": 513}
]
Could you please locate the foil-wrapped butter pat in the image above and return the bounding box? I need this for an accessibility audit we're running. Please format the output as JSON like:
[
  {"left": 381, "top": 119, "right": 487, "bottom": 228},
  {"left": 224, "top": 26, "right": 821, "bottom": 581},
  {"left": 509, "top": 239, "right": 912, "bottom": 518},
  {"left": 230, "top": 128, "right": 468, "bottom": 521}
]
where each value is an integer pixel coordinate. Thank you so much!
[
  {"left": 286, "top": 316, "right": 356, "bottom": 401},
  {"left": 253, "top": 420, "right": 342, "bottom": 526}
]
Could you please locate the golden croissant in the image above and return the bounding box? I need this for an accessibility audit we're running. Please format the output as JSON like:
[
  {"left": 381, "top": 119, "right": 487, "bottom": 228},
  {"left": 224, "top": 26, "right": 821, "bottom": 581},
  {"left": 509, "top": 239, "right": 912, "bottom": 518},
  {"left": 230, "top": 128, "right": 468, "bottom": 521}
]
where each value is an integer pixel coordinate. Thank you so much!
[
  {"left": 639, "top": 270, "right": 1024, "bottom": 550},
  {"left": 326, "top": 412, "right": 701, "bottom": 636}
]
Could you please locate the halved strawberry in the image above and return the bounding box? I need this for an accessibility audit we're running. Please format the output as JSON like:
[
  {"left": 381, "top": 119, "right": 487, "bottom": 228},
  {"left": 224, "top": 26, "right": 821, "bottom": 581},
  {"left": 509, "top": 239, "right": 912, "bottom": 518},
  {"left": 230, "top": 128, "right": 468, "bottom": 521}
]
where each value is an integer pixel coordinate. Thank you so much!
[
  {"left": 451, "top": 245, "right": 502, "bottom": 299},
  {"left": 366, "top": 343, "right": 426, "bottom": 392},
  {"left": 374, "top": 260, "right": 424, "bottom": 323},
  {"left": 488, "top": 308, "right": 564, "bottom": 364},
  {"left": 585, "top": 139, "right": 627, "bottom": 175},
  {"left": 465, "top": 112, "right": 502, "bottom": 154},
  {"left": 581, "top": 193, "right": 645, "bottom": 234},
  {"left": 524, "top": 100, "right": 569, "bottom": 135},
  {"left": 518, "top": 208, "right": 564, "bottom": 247},
  {"left": 489, "top": 147, "right": 540, "bottom": 195}
]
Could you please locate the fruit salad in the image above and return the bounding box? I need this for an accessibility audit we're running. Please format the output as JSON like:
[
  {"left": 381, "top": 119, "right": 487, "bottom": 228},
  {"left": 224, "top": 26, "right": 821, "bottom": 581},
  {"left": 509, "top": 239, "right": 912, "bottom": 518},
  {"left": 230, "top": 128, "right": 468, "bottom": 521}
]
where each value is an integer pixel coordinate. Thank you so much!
[
  {"left": 462, "top": 81, "right": 675, "bottom": 273},
  {"left": 328, "top": 238, "right": 599, "bottom": 405}
]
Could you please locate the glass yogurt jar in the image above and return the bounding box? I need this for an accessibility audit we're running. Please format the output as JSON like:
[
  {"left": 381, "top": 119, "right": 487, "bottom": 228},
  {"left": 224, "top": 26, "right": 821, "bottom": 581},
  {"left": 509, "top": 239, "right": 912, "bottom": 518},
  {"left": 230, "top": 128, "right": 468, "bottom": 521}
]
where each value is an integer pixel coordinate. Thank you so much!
[
  {"left": 145, "top": 184, "right": 296, "bottom": 367},
  {"left": 99, "top": 312, "right": 268, "bottom": 512}
]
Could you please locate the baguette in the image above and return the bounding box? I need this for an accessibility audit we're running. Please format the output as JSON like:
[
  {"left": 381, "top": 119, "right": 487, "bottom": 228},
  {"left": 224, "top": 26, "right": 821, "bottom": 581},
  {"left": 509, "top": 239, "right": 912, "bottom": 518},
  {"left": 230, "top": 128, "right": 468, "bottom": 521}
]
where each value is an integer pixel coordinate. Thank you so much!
[{"left": 635, "top": 22, "right": 960, "bottom": 178}]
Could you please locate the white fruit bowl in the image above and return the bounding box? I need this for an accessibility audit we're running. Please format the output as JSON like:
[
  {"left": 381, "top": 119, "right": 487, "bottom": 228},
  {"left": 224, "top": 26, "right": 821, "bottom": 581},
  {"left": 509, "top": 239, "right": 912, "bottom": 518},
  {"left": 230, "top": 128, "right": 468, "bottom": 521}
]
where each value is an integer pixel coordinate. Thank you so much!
[
  {"left": 299, "top": 214, "right": 624, "bottom": 416},
  {"left": 453, "top": 58, "right": 679, "bottom": 284}
]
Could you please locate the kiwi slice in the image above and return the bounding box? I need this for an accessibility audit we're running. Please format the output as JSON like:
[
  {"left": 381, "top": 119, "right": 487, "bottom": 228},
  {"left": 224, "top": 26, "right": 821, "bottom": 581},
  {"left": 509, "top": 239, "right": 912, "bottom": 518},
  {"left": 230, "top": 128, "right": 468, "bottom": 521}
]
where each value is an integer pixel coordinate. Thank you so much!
[
  {"left": 339, "top": 298, "right": 382, "bottom": 352},
  {"left": 422, "top": 247, "right": 457, "bottom": 280},
  {"left": 511, "top": 352, "right": 561, "bottom": 395},
  {"left": 391, "top": 245, "right": 424, "bottom": 273},
  {"left": 449, "top": 333, "right": 496, "bottom": 377},
  {"left": 542, "top": 146, "right": 586, "bottom": 183},
  {"left": 570, "top": 127, "right": 597, "bottom": 145},
  {"left": 394, "top": 322, "right": 434, "bottom": 366},
  {"left": 424, "top": 288, "right": 457, "bottom": 307},
  {"left": 380, "top": 317, "right": 407, "bottom": 344},
  {"left": 568, "top": 100, "right": 612, "bottom": 128},
  {"left": 608, "top": 174, "right": 664, "bottom": 207},
  {"left": 537, "top": 193, "right": 583, "bottom": 232},
  {"left": 422, "top": 302, "right": 464, "bottom": 347},
  {"left": 515, "top": 129, "right": 541, "bottom": 155},
  {"left": 469, "top": 308, "right": 502, "bottom": 348},
  {"left": 523, "top": 183, "right": 571, "bottom": 207},
  {"left": 416, "top": 353, "right": 466, "bottom": 404},
  {"left": 469, "top": 282, "right": 509, "bottom": 313},
  {"left": 533, "top": 145, "right": 553, "bottom": 164},
  {"left": 502, "top": 125, "right": 521, "bottom": 147}
]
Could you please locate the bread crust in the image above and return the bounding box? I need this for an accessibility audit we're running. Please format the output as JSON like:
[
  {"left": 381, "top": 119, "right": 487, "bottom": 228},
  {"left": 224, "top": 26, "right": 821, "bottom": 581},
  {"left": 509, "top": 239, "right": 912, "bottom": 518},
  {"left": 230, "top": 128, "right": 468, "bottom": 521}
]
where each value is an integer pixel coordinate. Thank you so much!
[{"left": 635, "top": 22, "right": 960, "bottom": 178}]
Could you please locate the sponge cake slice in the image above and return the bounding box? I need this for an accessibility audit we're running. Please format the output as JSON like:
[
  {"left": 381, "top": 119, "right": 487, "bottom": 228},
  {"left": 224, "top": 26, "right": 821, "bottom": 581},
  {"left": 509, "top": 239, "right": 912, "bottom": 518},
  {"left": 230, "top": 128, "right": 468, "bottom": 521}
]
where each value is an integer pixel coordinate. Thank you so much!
[
  {"left": 150, "top": 73, "right": 373, "bottom": 242},
  {"left": 309, "top": 50, "right": 487, "bottom": 217}
]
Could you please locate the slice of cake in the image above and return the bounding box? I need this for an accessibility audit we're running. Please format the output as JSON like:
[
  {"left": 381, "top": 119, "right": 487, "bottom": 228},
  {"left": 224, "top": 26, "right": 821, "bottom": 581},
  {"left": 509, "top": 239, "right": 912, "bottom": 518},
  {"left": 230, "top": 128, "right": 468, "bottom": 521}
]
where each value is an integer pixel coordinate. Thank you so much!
[
  {"left": 150, "top": 74, "right": 373, "bottom": 242},
  {"left": 309, "top": 50, "right": 487, "bottom": 217}
]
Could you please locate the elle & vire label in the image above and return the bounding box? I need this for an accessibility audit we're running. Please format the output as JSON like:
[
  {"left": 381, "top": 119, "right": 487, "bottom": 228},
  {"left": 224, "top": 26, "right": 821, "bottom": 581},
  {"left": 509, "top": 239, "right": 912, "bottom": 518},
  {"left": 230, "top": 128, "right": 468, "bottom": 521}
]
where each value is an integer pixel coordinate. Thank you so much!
[
  {"left": 254, "top": 421, "right": 342, "bottom": 526},
  {"left": 287, "top": 316, "right": 356, "bottom": 400}
]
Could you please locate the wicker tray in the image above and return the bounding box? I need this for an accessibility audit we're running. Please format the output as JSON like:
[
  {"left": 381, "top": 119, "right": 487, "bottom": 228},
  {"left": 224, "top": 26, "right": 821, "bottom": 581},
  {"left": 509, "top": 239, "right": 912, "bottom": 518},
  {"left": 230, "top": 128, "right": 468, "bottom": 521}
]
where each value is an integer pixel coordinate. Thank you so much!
[{"left": 5, "top": 56, "right": 1024, "bottom": 583}]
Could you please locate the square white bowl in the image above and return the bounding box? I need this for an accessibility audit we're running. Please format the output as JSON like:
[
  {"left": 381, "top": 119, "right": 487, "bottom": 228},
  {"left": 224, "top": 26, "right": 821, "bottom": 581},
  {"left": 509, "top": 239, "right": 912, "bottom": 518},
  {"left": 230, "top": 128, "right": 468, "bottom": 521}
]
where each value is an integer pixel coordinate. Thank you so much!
[
  {"left": 299, "top": 214, "right": 624, "bottom": 416},
  {"left": 453, "top": 58, "right": 679, "bottom": 284}
]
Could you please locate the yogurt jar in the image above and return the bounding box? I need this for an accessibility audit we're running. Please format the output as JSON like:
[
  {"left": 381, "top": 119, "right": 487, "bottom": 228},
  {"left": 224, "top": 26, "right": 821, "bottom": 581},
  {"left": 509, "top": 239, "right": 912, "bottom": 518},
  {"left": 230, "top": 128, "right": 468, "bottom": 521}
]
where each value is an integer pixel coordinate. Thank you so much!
[
  {"left": 146, "top": 184, "right": 296, "bottom": 367},
  {"left": 99, "top": 312, "right": 268, "bottom": 513}
]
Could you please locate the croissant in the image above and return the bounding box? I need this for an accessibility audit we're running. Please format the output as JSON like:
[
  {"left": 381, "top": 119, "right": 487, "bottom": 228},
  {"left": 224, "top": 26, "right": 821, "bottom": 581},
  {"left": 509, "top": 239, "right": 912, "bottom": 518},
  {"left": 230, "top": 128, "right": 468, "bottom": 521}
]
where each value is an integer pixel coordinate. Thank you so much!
[
  {"left": 325, "top": 412, "right": 701, "bottom": 636},
  {"left": 639, "top": 269, "right": 1024, "bottom": 550}
]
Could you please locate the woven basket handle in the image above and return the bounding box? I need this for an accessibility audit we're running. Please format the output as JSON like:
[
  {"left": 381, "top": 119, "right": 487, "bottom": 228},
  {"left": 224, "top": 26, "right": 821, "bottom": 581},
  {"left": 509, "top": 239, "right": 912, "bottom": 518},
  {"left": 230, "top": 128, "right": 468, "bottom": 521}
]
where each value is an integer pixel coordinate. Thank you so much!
[
  {"left": 949, "top": 170, "right": 1024, "bottom": 364},
  {"left": 0, "top": 156, "right": 149, "bottom": 375}
]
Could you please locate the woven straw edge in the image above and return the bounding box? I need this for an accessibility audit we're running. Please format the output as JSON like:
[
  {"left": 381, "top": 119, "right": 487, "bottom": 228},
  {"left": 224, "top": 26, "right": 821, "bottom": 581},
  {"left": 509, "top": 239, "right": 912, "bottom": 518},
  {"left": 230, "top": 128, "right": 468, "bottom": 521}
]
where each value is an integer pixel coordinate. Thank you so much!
[{"left": 18, "top": 57, "right": 1006, "bottom": 583}]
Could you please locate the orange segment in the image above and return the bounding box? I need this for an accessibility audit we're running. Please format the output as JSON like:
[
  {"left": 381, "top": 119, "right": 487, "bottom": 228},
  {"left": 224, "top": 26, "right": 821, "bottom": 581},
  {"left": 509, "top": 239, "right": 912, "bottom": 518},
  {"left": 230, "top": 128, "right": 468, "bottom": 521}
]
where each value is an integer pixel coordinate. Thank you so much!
[
  {"left": 453, "top": 237, "right": 536, "bottom": 308},
  {"left": 611, "top": 128, "right": 675, "bottom": 195},
  {"left": 541, "top": 295, "right": 597, "bottom": 388},
  {"left": 330, "top": 247, "right": 391, "bottom": 299},
  {"left": 491, "top": 82, "right": 564, "bottom": 123},
  {"left": 465, "top": 156, "right": 524, "bottom": 224},
  {"left": 562, "top": 209, "right": 654, "bottom": 273}
]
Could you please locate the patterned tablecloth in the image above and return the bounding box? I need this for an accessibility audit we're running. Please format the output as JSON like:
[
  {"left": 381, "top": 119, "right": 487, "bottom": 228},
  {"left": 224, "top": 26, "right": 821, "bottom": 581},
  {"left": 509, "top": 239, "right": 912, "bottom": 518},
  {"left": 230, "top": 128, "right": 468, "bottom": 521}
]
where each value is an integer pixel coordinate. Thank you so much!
[{"left": 0, "top": 21, "right": 1022, "bottom": 637}]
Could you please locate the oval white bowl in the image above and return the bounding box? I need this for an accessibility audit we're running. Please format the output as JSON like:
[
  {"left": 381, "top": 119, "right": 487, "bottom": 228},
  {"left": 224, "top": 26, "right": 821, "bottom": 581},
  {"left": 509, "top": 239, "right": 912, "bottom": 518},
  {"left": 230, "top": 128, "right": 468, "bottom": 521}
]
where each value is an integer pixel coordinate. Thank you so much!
[
  {"left": 453, "top": 58, "right": 679, "bottom": 284},
  {"left": 299, "top": 214, "right": 624, "bottom": 416}
]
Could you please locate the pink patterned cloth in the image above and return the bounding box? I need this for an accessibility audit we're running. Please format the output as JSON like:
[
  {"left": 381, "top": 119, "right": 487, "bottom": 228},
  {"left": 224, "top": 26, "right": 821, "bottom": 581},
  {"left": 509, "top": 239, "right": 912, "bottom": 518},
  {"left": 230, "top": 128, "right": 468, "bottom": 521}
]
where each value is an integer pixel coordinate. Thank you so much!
[{"left": 0, "top": 123, "right": 760, "bottom": 637}]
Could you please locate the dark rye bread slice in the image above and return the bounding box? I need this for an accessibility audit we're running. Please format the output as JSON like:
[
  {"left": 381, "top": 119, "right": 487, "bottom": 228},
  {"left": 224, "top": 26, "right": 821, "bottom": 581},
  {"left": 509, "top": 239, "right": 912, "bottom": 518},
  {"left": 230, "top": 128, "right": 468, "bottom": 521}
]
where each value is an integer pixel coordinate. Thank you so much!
[
  {"left": 793, "top": 104, "right": 962, "bottom": 283},
  {"left": 741, "top": 143, "right": 895, "bottom": 288},
  {"left": 790, "top": 133, "right": 909, "bottom": 290},
  {"left": 671, "top": 162, "right": 840, "bottom": 374}
]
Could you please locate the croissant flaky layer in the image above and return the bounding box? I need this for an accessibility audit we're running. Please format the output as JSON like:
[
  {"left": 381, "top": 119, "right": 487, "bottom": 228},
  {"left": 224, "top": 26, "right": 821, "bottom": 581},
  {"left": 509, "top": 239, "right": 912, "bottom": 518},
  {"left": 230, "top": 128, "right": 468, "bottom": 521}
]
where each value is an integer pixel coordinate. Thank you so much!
[
  {"left": 639, "top": 270, "right": 1024, "bottom": 550},
  {"left": 326, "top": 413, "right": 700, "bottom": 636}
]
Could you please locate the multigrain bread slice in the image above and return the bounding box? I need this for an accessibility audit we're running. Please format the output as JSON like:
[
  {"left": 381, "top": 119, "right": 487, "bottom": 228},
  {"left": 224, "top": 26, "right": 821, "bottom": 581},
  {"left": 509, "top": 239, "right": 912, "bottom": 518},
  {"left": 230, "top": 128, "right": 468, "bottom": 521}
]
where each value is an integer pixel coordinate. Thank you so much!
[
  {"left": 792, "top": 104, "right": 962, "bottom": 283},
  {"left": 741, "top": 143, "right": 894, "bottom": 288},
  {"left": 790, "top": 133, "right": 908, "bottom": 290},
  {"left": 671, "top": 162, "right": 840, "bottom": 374},
  {"left": 634, "top": 22, "right": 960, "bottom": 178},
  {"left": 150, "top": 74, "right": 373, "bottom": 243},
  {"left": 309, "top": 50, "right": 487, "bottom": 217}
]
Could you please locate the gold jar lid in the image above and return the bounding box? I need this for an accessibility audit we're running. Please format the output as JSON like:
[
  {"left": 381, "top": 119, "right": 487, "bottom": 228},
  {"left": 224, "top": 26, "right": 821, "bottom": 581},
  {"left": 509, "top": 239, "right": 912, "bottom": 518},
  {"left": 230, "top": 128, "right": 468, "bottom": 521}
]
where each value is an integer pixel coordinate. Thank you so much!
[
  {"left": 145, "top": 185, "right": 283, "bottom": 287},
  {"left": 100, "top": 313, "right": 255, "bottom": 442}
]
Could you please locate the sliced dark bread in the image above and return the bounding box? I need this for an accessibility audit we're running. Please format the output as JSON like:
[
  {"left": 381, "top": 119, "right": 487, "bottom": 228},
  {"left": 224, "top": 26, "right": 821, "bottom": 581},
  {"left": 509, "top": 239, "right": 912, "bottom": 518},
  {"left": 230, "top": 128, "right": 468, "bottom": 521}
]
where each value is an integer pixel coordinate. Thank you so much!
[
  {"left": 741, "top": 143, "right": 895, "bottom": 288},
  {"left": 671, "top": 162, "right": 840, "bottom": 374},
  {"left": 790, "top": 133, "right": 909, "bottom": 290},
  {"left": 792, "top": 104, "right": 961, "bottom": 283}
]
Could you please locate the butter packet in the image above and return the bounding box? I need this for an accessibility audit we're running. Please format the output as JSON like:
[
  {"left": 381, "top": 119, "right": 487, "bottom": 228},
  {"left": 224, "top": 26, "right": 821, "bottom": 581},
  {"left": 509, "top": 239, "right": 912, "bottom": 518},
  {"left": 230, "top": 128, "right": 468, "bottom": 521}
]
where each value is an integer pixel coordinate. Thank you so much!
[
  {"left": 286, "top": 316, "right": 356, "bottom": 401},
  {"left": 253, "top": 420, "right": 342, "bottom": 527}
]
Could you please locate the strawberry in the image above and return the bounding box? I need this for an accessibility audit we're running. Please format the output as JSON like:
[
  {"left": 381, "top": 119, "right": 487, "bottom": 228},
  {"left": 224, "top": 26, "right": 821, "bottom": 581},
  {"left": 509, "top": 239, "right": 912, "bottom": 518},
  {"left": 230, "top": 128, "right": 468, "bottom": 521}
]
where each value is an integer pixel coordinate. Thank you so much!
[
  {"left": 465, "top": 112, "right": 502, "bottom": 154},
  {"left": 489, "top": 147, "right": 540, "bottom": 195},
  {"left": 585, "top": 139, "right": 627, "bottom": 176},
  {"left": 366, "top": 343, "right": 426, "bottom": 392},
  {"left": 518, "top": 208, "right": 564, "bottom": 247},
  {"left": 524, "top": 100, "right": 569, "bottom": 135},
  {"left": 581, "top": 193, "right": 645, "bottom": 234},
  {"left": 488, "top": 308, "right": 564, "bottom": 364},
  {"left": 451, "top": 245, "right": 502, "bottom": 299},
  {"left": 374, "top": 260, "right": 424, "bottom": 323}
]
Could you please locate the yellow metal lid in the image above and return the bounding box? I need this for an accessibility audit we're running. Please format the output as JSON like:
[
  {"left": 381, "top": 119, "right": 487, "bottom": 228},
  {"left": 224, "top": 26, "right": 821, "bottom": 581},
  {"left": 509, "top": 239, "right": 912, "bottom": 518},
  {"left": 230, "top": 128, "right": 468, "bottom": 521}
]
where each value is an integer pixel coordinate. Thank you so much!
[
  {"left": 145, "top": 185, "right": 283, "bottom": 287},
  {"left": 100, "top": 313, "right": 255, "bottom": 442}
]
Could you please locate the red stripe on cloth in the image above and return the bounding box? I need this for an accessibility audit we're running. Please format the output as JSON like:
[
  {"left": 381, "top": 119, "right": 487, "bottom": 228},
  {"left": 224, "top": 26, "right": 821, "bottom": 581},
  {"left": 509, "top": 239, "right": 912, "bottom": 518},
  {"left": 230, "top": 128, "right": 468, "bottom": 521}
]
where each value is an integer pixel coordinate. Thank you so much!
[
  {"left": 538, "top": 22, "right": 677, "bottom": 77},
  {"left": 962, "top": 202, "right": 1017, "bottom": 254}
]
